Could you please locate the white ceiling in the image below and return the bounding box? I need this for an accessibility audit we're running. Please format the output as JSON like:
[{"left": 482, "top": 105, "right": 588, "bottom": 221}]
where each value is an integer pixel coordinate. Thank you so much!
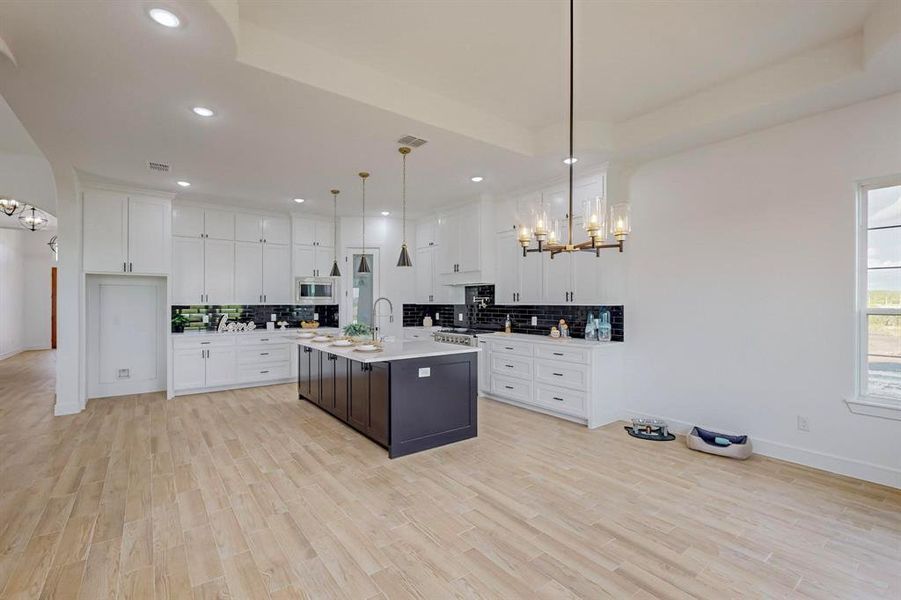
[{"left": 0, "top": 0, "right": 897, "bottom": 219}]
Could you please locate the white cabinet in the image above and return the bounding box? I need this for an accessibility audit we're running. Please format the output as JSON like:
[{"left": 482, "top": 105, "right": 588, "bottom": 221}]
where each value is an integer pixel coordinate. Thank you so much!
[
  {"left": 204, "top": 346, "right": 238, "bottom": 387},
  {"left": 173, "top": 341, "right": 236, "bottom": 391},
  {"left": 262, "top": 244, "right": 292, "bottom": 303},
  {"left": 173, "top": 206, "right": 235, "bottom": 240},
  {"left": 235, "top": 242, "right": 263, "bottom": 303},
  {"left": 435, "top": 201, "right": 488, "bottom": 283},
  {"left": 457, "top": 209, "right": 481, "bottom": 272},
  {"left": 204, "top": 239, "right": 235, "bottom": 304},
  {"left": 171, "top": 237, "right": 234, "bottom": 304},
  {"left": 543, "top": 252, "right": 572, "bottom": 304},
  {"left": 436, "top": 212, "right": 459, "bottom": 275},
  {"left": 83, "top": 189, "right": 171, "bottom": 275},
  {"left": 172, "top": 237, "right": 205, "bottom": 304},
  {"left": 293, "top": 244, "right": 334, "bottom": 278},
  {"left": 235, "top": 213, "right": 263, "bottom": 242},
  {"left": 293, "top": 217, "right": 334, "bottom": 247},
  {"left": 173, "top": 348, "right": 206, "bottom": 390},
  {"left": 416, "top": 218, "right": 438, "bottom": 249},
  {"left": 477, "top": 337, "right": 491, "bottom": 394},
  {"left": 263, "top": 216, "right": 291, "bottom": 245},
  {"left": 415, "top": 246, "right": 436, "bottom": 302},
  {"left": 494, "top": 230, "right": 543, "bottom": 304}
]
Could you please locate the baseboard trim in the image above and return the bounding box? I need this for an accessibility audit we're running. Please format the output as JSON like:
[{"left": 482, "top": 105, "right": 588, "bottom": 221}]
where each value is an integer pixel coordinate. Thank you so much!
[
  {"left": 480, "top": 393, "right": 588, "bottom": 426},
  {"left": 54, "top": 400, "right": 82, "bottom": 416},
  {"left": 624, "top": 410, "right": 900, "bottom": 489},
  {"left": 0, "top": 348, "right": 23, "bottom": 362},
  {"left": 172, "top": 377, "right": 296, "bottom": 397}
]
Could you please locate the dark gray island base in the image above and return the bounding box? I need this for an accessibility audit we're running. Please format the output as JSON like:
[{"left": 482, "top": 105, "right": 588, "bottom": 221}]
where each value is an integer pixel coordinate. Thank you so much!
[{"left": 297, "top": 343, "right": 478, "bottom": 458}]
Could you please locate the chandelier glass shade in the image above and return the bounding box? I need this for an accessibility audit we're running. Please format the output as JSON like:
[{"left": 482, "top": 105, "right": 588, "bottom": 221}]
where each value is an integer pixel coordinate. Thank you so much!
[
  {"left": 1, "top": 196, "right": 22, "bottom": 217},
  {"left": 518, "top": 0, "right": 631, "bottom": 259},
  {"left": 19, "top": 206, "right": 49, "bottom": 231}
]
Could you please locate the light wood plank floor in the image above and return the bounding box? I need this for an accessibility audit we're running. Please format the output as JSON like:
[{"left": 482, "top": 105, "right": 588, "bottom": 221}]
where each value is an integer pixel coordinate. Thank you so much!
[{"left": 1, "top": 350, "right": 899, "bottom": 599}]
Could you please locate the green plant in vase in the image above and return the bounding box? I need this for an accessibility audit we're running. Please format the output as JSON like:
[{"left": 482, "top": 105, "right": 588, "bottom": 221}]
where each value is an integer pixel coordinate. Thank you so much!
[
  {"left": 343, "top": 322, "right": 372, "bottom": 341},
  {"left": 171, "top": 313, "right": 190, "bottom": 333}
]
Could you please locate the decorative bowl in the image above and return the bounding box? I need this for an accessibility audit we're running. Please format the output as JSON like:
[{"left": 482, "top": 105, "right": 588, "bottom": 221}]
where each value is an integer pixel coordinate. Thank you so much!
[
  {"left": 355, "top": 344, "right": 380, "bottom": 352},
  {"left": 301, "top": 321, "right": 320, "bottom": 329},
  {"left": 312, "top": 335, "right": 331, "bottom": 342},
  {"left": 331, "top": 339, "right": 353, "bottom": 347}
]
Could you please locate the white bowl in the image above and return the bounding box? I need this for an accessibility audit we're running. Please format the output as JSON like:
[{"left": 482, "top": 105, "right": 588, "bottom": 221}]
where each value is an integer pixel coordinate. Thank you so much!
[
  {"left": 312, "top": 336, "right": 331, "bottom": 342},
  {"left": 296, "top": 332, "right": 315, "bottom": 339},
  {"left": 356, "top": 344, "right": 379, "bottom": 352},
  {"left": 331, "top": 340, "right": 353, "bottom": 347}
]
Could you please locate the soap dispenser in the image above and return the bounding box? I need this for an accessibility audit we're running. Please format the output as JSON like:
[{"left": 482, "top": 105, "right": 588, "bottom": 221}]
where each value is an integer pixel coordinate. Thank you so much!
[{"left": 504, "top": 314, "right": 512, "bottom": 334}]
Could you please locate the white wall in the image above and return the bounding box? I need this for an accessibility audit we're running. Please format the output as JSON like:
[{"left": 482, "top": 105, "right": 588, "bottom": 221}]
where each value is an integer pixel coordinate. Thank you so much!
[
  {"left": 22, "top": 230, "right": 55, "bottom": 350},
  {"left": 625, "top": 92, "right": 901, "bottom": 487},
  {"left": 0, "top": 228, "right": 25, "bottom": 359}
]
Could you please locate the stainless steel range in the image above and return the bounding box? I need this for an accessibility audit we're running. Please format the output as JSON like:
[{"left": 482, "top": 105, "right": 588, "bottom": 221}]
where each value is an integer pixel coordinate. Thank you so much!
[{"left": 432, "top": 328, "right": 486, "bottom": 347}]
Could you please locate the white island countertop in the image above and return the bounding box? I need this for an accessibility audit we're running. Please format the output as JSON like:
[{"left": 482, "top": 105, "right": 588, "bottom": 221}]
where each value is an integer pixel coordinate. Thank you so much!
[{"left": 295, "top": 337, "right": 478, "bottom": 363}]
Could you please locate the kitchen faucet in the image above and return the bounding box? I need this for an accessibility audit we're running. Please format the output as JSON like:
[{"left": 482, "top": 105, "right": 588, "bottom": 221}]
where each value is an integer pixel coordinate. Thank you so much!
[{"left": 372, "top": 297, "right": 394, "bottom": 341}]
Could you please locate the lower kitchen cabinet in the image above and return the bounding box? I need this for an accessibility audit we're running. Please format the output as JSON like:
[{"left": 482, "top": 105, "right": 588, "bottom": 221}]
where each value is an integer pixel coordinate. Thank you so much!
[{"left": 301, "top": 354, "right": 389, "bottom": 448}]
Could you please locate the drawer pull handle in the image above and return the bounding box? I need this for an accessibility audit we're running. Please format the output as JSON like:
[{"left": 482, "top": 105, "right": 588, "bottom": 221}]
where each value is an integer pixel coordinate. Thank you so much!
[
  {"left": 260, "top": 370, "right": 269, "bottom": 374},
  {"left": 505, "top": 364, "right": 514, "bottom": 368},
  {"left": 504, "top": 385, "right": 514, "bottom": 390},
  {"left": 260, "top": 352, "right": 269, "bottom": 356},
  {"left": 504, "top": 347, "right": 514, "bottom": 350},
  {"left": 553, "top": 352, "right": 564, "bottom": 356},
  {"left": 260, "top": 338, "right": 269, "bottom": 342},
  {"left": 552, "top": 396, "right": 564, "bottom": 401},
  {"left": 200, "top": 342, "right": 211, "bottom": 345},
  {"left": 553, "top": 372, "right": 564, "bottom": 377}
]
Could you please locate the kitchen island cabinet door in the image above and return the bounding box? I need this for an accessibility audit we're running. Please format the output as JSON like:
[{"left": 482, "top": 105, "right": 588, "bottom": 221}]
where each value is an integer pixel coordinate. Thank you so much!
[
  {"left": 320, "top": 353, "right": 338, "bottom": 414},
  {"left": 308, "top": 349, "right": 322, "bottom": 405},
  {"left": 333, "top": 357, "right": 349, "bottom": 421},
  {"left": 369, "top": 363, "right": 389, "bottom": 446},
  {"left": 348, "top": 360, "right": 369, "bottom": 434},
  {"left": 298, "top": 346, "right": 312, "bottom": 400}
]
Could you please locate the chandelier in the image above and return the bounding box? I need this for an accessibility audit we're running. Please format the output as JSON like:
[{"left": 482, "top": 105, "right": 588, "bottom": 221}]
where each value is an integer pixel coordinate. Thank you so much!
[{"left": 518, "top": 0, "right": 631, "bottom": 258}]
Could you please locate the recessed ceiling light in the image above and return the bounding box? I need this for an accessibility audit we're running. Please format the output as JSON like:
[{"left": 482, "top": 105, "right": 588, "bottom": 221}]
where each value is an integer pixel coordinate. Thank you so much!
[
  {"left": 148, "top": 8, "right": 180, "bottom": 28},
  {"left": 471, "top": 176, "right": 484, "bottom": 183},
  {"left": 293, "top": 198, "right": 305, "bottom": 203},
  {"left": 192, "top": 106, "right": 215, "bottom": 117},
  {"left": 563, "top": 157, "right": 578, "bottom": 165},
  {"left": 381, "top": 211, "right": 390, "bottom": 216},
  {"left": 176, "top": 181, "right": 191, "bottom": 187}
]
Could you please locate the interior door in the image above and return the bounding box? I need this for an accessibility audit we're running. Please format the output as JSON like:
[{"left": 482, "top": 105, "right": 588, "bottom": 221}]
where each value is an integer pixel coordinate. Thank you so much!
[
  {"left": 205, "top": 346, "right": 237, "bottom": 387},
  {"left": 82, "top": 189, "right": 127, "bottom": 273},
  {"left": 262, "top": 243, "right": 291, "bottom": 303},
  {"left": 172, "top": 237, "right": 204, "bottom": 304},
  {"left": 127, "top": 195, "right": 170, "bottom": 274},
  {"left": 234, "top": 242, "right": 263, "bottom": 303},
  {"left": 204, "top": 239, "right": 235, "bottom": 304}
]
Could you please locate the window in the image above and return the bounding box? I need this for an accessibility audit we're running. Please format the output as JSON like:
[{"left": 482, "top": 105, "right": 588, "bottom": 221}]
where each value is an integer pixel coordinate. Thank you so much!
[{"left": 858, "top": 181, "right": 901, "bottom": 408}]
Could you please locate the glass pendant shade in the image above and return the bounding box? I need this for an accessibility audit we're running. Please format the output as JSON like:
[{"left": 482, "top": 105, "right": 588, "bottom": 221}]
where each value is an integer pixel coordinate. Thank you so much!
[
  {"left": 610, "top": 203, "right": 631, "bottom": 240},
  {"left": 19, "top": 206, "right": 48, "bottom": 231},
  {"left": 531, "top": 199, "right": 549, "bottom": 241},
  {"left": 583, "top": 195, "right": 606, "bottom": 234},
  {"left": 329, "top": 259, "right": 341, "bottom": 277},
  {"left": 357, "top": 254, "right": 371, "bottom": 273},
  {"left": 1, "top": 197, "right": 22, "bottom": 217},
  {"left": 396, "top": 243, "right": 412, "bottom": 267}
]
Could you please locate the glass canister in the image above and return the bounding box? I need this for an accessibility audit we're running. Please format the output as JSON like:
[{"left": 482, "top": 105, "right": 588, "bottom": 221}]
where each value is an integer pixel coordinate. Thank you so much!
[{"left": 597, "top": 310, "right": 612, "bottom": 342}]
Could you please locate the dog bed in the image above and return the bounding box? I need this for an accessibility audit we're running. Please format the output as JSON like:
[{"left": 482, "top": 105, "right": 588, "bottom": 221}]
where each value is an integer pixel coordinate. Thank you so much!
[{"left": 686, "top": 426, "right": 752, "bottom": 459}]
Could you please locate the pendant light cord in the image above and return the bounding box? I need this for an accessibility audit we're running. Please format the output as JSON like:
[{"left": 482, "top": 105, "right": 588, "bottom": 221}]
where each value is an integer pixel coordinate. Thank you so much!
[
  {"left": 567, "top": 0, "right": 574, "bottom": 247},
  {"left": 332, "top": 190, "right": 339, "bottom": 264},
  {"left": 402, "top": 152, "right": 407, "bottom": 243}
]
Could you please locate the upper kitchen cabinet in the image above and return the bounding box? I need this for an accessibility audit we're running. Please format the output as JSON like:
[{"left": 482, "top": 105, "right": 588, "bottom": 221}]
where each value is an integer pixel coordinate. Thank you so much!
[
  {"left": 236, "top": 213, "right": 291, "bottom": 244},
  {"left": 293, "top": 217, "right": 334, "bottom": 247},
  {"left": 415, "top": 218, "right": 437, "bottom": 249},
  {"left": 293, "top": 244, "right": 335, "bottom": 278},
  {"left": 83, "top": 187, "right": 171, "bottom": 275},
  {"left": 435, "top": 200, "right": 491, "bottom": 284},
  {"left": 495, "top": 229, "right": 544, "bottom": 304},
  {"left": 172, "top": 205, "right": 236, "bottom": 240}
]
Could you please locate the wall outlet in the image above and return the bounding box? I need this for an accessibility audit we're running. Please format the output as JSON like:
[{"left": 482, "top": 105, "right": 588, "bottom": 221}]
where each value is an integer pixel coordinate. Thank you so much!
[
  {"left": 313, "top": 312, "right": 319, "bottom": 321},
  {"left": 531, "top": 316, "right": 538, "bottom": 326},
  {"left": 117, "top": 368, "right": 130, "bottom": 379},
  {"left": 458, "top": 313, "right": 463, "bottom": 322},
  {"left": 270, "top": 314, "right": 276, "bottom": 321},
  {"left": 797, "top": 415, "right": 810, "bottom": 432},
  {"left": 202, "top": 314, "right": 209, "bottom": 324},
  {"left": 418, "top": 367, "right": 431, "bottom": 378},
  {"left": 435, "top": 312, "right": 439, "bottom": 321}
]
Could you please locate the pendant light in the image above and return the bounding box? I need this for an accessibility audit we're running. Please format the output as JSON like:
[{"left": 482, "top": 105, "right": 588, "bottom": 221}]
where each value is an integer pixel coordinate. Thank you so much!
[
  {"left": 329, "top": 189, "right": 342, "bottom": 277},
  {"left": 517, "top": 0, "right": 630, "bottom": 259},
  {"left": 396, "top": 146, "right": 413, "bottom": 267},
  {"left": 357, "top": 172, "right": 371, "bottom": 274},
  {"left": 0, "top": 196, "right": 22, "bottom": 217},
  {"left": 19, "top": 205, "right": 48, "bottom": 231}
]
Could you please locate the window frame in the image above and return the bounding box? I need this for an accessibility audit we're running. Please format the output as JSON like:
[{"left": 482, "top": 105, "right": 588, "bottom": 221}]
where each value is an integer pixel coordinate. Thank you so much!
[{"left": 851, "top": 176, "right": 901, "bottom": 419}]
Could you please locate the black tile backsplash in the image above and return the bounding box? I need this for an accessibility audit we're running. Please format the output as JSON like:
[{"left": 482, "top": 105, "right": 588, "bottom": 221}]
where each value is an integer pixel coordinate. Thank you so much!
[
  {"left": 171, "top": 304, "right": 339, "bottom": 332},
  {"left": 403, "top": 285, "right": 623, "bottom": 341}
]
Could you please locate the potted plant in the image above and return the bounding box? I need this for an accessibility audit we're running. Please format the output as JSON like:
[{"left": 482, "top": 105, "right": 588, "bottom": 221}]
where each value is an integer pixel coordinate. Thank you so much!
[
  {"left": 171, "top": 313, "right": 189, "bottom": 333},
  {"left": 343, "top": 322, "right": 372, "bottom": 342}
]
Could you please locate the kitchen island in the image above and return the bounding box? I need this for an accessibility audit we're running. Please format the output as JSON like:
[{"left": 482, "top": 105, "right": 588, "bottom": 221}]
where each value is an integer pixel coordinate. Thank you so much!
[{"left": 295, "top": 337, "right": 479, "bottom": 457}]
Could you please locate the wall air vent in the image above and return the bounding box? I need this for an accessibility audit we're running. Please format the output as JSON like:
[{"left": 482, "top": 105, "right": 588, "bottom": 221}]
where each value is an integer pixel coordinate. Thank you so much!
[
  {"left": 397, "top": 135, "right": 428, "bottom": 148},
  {"left": 147, "top": 161, "right": 171, "bottom": 173}
]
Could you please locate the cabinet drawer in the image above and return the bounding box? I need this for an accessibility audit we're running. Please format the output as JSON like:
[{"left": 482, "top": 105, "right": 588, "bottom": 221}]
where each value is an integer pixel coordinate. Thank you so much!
[
  {"left": 533, "top": 345, "right": 590, "bottom": 364},
  {"left": 238, "top": 344, "right": 290, "bottom": 365},
  {"left": 238, "top": 362, "right": 290, "bottom": 383},
  {"left": 236, "top": 334, "right": 288, "bottom": 346},
  {"left": 534, "top": 359, "right": 590, "bottom": 391},
  {"left": 490, "top": 355, "right": 532, "bottom": 379},
  {"left": 489, "top": 339, "right": 533, "bottom": 357},
  {"left": 173, "top": 336, "right": 234, "bottom": 350},
  {"left": 534, "top": 384, "right": 586, "bottom": 417},
  {"left": 491, "top": 375, "right": 532, "bottom": 403}
]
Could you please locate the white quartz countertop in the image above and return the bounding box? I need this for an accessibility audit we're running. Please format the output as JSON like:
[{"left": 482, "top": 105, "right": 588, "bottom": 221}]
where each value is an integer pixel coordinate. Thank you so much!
[
  {"left": 295, "top": 338, "right": 478, "bottom": 363},
  {"left": 172, "top": 327, "right": 341, "bottom": 337},
  {"left": 476, "top": 331, "right": 621, "bottom": 348}
]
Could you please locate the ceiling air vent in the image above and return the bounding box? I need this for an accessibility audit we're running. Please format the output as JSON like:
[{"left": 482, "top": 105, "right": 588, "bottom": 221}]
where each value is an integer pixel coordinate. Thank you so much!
[
  {"left": 147, "top": 161, "right": 171, "bottom": 173},
  {"left": 397, "top": 135, "right": 428, "bottom": 148}
]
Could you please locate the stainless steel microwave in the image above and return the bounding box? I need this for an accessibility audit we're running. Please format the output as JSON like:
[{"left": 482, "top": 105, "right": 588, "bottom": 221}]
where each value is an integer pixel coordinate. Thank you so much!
[{"left": 295, "top": 277, "right": 337, "bottom": 304}]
